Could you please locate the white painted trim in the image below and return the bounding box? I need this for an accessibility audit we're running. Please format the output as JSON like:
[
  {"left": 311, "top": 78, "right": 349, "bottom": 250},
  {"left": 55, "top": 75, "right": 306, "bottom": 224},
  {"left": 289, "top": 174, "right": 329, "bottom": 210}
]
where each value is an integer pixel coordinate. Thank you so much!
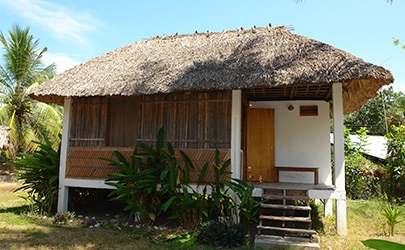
[
  {"left": 64, "top": 179, "right": 114, "bottom": 189},
  {"left": 332, "top": 82, "right": 347, "bottom": 235},
  {"left": 308, "top": 189, "right": 345, "bottom": 200},
  {"left": 57, "top": 97, "right": 72, "bottom": 213},
  {"left": 231, "top": 90, "right": 242, "bottom": 180}
]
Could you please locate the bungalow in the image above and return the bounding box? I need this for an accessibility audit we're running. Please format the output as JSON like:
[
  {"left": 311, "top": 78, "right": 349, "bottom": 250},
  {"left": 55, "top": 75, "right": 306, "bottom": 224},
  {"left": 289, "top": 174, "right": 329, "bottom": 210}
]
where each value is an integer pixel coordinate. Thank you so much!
[{"left": 30, "top": 25, "right": 393, "bottom": 237}]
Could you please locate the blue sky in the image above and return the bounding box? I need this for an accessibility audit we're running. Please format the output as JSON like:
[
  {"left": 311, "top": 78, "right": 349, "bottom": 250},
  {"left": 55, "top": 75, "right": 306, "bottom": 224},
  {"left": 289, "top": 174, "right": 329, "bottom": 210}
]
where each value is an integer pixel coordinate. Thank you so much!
[{"left": 1, "top": 0, "right": 404, "bottom": 92}]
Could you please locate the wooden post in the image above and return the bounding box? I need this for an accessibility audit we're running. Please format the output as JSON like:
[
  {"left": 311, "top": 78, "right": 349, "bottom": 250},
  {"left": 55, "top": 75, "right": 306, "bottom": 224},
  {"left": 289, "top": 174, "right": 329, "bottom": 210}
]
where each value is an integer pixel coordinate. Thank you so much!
[
  {"left": 332, "top": 83, "right": 347, "bottom": 235},
  {"left": 231, "top": 90, "right": 242, "bottom": 180},
  {"left": 57, "top": 97, "right": 72, "bottom": 213}
]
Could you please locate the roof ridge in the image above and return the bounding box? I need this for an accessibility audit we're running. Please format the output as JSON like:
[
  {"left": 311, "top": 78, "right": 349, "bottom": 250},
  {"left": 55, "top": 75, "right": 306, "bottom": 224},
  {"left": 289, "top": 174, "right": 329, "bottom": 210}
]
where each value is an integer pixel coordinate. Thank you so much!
[{"left": 151, "top": 24, "right": 292, "bottom": 41}]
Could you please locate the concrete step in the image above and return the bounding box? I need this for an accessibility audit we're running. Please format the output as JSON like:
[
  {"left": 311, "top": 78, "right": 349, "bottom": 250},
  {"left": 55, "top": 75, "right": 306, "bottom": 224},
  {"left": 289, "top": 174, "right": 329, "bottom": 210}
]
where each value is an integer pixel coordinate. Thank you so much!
[
  {"left": 257, "top": 225, "right": 316, "bottom": 235},
  {"left": 260, "top": 215, "right": 312, "bottom": 223},
  {"left": 261, "top": 203, "right": 312, "bottom": 211},
  {"left": 255, "top": 235, "right": 320, "bottom": 250},
  {"left": 262, "top": 194, "right": 310, "bottom": 200}
]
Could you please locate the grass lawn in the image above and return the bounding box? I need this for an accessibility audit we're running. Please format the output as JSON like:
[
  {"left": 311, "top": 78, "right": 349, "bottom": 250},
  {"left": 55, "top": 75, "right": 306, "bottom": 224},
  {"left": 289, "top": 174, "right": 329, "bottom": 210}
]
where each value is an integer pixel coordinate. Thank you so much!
[{"left": 1, "top": 182, "right": 405, "bottom": 250}]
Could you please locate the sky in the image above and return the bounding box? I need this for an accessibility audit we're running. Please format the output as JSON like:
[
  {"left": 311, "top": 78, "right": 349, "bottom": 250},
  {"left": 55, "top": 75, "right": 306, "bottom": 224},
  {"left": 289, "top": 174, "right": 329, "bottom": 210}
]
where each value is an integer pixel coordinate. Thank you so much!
[{"left": 1, "top": 0, "right": 404, "bottom": 92}]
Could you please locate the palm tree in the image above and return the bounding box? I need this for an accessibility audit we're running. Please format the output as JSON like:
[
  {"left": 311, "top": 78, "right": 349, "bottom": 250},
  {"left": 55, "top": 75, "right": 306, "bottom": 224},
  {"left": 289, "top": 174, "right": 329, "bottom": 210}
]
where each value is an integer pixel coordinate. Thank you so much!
[{"left": 0, "top": 25, "right": 62, "bottom": 161}]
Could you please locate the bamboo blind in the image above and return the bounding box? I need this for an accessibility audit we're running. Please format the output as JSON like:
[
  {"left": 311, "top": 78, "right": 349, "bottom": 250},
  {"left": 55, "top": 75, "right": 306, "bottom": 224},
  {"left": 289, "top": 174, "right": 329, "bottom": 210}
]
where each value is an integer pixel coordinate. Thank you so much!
[{"left": 70, "top": 91, "right": 232, "bottom": 149}]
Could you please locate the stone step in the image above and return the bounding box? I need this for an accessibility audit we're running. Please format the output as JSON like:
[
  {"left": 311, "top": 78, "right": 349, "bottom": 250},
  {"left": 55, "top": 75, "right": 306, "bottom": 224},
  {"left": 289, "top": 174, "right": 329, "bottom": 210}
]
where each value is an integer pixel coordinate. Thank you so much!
[
  {"left": 261, "top": 203, "right": 312, "bottom": 211},
  {"left": 260, "top": 215, "right": 311, "bottom": 223},
  {"left": 262, "top": 194, "right": 310, "bottom": 200},
  {"left": 254, "top": 235, "right": 320, "bottom": 250},
  {"left": 257, "top": 225, "right": 316, "bottom": 236}
]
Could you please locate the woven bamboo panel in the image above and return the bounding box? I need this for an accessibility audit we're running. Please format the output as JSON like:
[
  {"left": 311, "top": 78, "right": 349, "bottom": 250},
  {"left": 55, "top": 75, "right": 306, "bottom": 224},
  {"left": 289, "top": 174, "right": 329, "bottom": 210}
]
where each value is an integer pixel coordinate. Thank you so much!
[
  {"left": 66, "top": 147, "right": 134, "bottom": 179},
  {"left": 179, "top": 149, "right": 231, "bottom": 182},
  {"left": 65, "top": 147, "right": 231, "bottom": 182}
]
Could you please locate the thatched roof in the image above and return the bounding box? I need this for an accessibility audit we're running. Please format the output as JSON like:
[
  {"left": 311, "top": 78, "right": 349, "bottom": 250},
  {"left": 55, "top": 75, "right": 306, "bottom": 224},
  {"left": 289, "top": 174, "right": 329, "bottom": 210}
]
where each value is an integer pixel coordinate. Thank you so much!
[{"left": 30, "top": 25, "right": 393, "bottom": 114}]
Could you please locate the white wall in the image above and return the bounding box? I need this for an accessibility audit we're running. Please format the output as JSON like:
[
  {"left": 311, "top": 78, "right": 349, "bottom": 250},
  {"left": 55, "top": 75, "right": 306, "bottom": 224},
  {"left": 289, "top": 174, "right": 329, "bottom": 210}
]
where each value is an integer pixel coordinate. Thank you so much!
[{"left": 249, "top": 100, "right": 332, "bottom": 185}]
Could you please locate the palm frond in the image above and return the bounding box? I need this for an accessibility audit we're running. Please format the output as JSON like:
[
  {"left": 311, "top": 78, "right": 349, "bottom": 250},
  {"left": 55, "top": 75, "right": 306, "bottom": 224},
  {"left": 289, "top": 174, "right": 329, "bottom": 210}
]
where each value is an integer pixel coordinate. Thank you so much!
[{"left": 0, "top": 24, "right": 60, "bottom": 160}]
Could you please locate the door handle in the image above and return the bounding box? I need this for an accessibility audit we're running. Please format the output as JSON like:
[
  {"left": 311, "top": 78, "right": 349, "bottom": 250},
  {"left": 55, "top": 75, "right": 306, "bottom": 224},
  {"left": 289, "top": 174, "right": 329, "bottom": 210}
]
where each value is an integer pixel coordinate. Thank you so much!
[{"left": 248, "top": 166, "right": 253, "bottom": 180}]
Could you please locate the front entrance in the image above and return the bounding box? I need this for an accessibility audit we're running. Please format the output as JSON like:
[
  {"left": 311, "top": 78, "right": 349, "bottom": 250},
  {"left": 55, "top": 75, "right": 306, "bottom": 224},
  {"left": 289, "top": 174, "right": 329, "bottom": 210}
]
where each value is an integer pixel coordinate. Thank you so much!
[{"left": 246, "top": 108, "right": 275, "bottom": 182}]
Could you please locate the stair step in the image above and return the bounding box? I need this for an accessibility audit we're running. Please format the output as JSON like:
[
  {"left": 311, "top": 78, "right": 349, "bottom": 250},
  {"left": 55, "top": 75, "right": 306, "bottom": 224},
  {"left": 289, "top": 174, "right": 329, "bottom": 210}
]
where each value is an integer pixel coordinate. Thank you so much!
[
  {"left": 255, "top": 235, "right": 320, "bottom": 250},
  {"left": 262, "top": 194, "right": 310, "bottom": 200},
  {"left": 261, "top": 203, "right": 312, "bottom": 211},
  {"left": 260, "top": 215, "right": 311, "bottom": 223},
  {"left": 257, "top": 225, "right": 316, "bottom": 235}
]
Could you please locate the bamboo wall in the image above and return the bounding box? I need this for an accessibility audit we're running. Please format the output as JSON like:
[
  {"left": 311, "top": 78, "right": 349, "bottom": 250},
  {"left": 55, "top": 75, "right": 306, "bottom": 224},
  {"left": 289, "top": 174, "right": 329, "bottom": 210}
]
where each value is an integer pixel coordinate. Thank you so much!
[
  {"left": 70, "top": 97, "right": 108, "bottom": 146},
  {"left": 67, "top": 91, "right": 233, "bottom": 180},
  {"left": 70, "top": 91, "right": 232, "bottom": 148}
]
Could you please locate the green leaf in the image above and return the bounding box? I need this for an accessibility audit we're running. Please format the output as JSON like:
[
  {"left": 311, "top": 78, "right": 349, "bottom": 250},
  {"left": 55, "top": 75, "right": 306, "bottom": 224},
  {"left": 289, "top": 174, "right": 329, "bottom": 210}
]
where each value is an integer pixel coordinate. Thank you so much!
[
  {"left": 362, "top": 239, "right": 405, "bottom": 250},
  {"left": 157, "top": 128, "right": 164, "bottom": 150},
  {"left": 198, "top": 162, "right": 209, "bottom": 185},
  {"left": 162, "top": 196, "right": 177, "bottom": 213}
]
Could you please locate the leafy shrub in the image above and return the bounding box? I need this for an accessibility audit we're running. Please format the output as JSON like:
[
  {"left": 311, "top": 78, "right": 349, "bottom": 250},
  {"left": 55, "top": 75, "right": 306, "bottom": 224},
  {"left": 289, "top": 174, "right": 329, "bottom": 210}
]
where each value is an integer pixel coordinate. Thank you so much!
[
  {"left": 227, "top": 178, "right": 266, "bottom": 227},
  {"left": 196, "top": 220, "right": 247, "bottom": 248},
  {"left": 105, "top": 128, "right": 199, "bottom": 227},
  {"left": 197, "top": 149, "right": 235, "bottom": 221},
  {"left": 105, "top": 128, "right": 263, "bottom": 231},
  {"left": 10, "top": 138, "right": 60, "bottom": 215},
  {"left": 345, "top": 153, "right": 380, "bottom": 199},
  {"left": 384, "top": 125, "right": 405, "bottom": 202}
]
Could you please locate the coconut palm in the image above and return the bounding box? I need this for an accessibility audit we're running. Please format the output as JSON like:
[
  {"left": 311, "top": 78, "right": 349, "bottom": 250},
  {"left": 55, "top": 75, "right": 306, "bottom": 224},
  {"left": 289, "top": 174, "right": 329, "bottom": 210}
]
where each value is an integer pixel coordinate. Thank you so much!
[{"left": 0, "top": 25, "right": 62, "bottom": 160}]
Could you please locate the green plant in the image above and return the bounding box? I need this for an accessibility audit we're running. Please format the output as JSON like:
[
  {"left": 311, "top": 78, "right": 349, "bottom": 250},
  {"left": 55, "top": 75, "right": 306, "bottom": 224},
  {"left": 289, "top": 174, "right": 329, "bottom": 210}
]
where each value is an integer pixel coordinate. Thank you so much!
[
  {"left": 9, "top": 137, "right": 60, "bottom": 215},
  {"left": 384, "top": 125, "right": 405, "bottom": 202},
  {"left": 105, "top": 128, "right": 197, "bottom": 227},
  {"left": 227, "top": 178, "right": 266, "bottom": 228},
  {"left": 198, "top": 149, "right": 234, "bottom": 221},
  {"left": 53, "top": 211, "right": 75, "bottom": 225},
  {"left": 105, "top": 129, "right": 241, "bottom": 229},
  {"left": 196, "top": 220, "right": 247, "bottom": 248},
  {"left": 0, "top": 25, "right": 61, "bottom": 161},
  {"left": 343, "top": 127, "right": 382, "bottom": 200},
  {"left": 104, "top": 148, "right": 161, "bottom": 225},
  {"left": 362, "top": 239, "right": 405, "bottom": 249},
  {"left": 166, "top": 184, "right": 209, "bottom": 230},
  {"left": 381, "top": 203, "right": 403, "bottom": 236},
  {"left": 345, "top": 153, "right": 380, "bottom": 199}
]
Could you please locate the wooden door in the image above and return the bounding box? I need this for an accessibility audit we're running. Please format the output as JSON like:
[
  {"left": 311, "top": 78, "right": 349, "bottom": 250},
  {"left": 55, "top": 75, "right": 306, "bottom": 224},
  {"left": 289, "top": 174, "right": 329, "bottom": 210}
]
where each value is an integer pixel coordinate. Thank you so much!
[{"left": 246, "top": 108, "right": 275, "bottom": 182}]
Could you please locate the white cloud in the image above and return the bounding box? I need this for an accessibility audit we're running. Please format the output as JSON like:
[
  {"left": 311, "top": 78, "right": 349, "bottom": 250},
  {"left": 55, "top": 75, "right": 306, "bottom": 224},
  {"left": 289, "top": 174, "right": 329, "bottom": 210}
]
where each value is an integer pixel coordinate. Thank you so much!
[
  {"left": 3, "top": 0, "right": 100, "bottom": 45},
  {"left": 43, "top": 52, "right": 81, "bottom": 74}
]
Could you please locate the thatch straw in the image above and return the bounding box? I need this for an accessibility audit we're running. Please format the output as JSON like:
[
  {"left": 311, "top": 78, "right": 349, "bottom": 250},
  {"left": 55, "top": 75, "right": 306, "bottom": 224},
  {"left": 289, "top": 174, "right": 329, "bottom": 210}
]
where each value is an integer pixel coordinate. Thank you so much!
[{"left": 30, "top": 25, "right": 393, "bottom": 114}]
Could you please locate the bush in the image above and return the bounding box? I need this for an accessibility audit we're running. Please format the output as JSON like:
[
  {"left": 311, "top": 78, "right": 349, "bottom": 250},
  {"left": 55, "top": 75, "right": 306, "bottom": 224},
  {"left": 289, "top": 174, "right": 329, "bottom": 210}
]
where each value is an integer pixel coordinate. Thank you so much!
[
  {"left": 10, "top": 138, "right": 60, "bottom": 215},
  {"left": 345, "top": 153, "right": 380, "bottom": 200},
  {"left": 105, "top": 128, "right": 263, "bottom": 231},
  {"left": 384, "top": 125, "right": 405, "bottom": 202},
  {"left": 105, "top": 128, "right": 199, "bottom": 227},
  {"left": 196, "top": 220, "right": 247, "bottom": 248}
]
